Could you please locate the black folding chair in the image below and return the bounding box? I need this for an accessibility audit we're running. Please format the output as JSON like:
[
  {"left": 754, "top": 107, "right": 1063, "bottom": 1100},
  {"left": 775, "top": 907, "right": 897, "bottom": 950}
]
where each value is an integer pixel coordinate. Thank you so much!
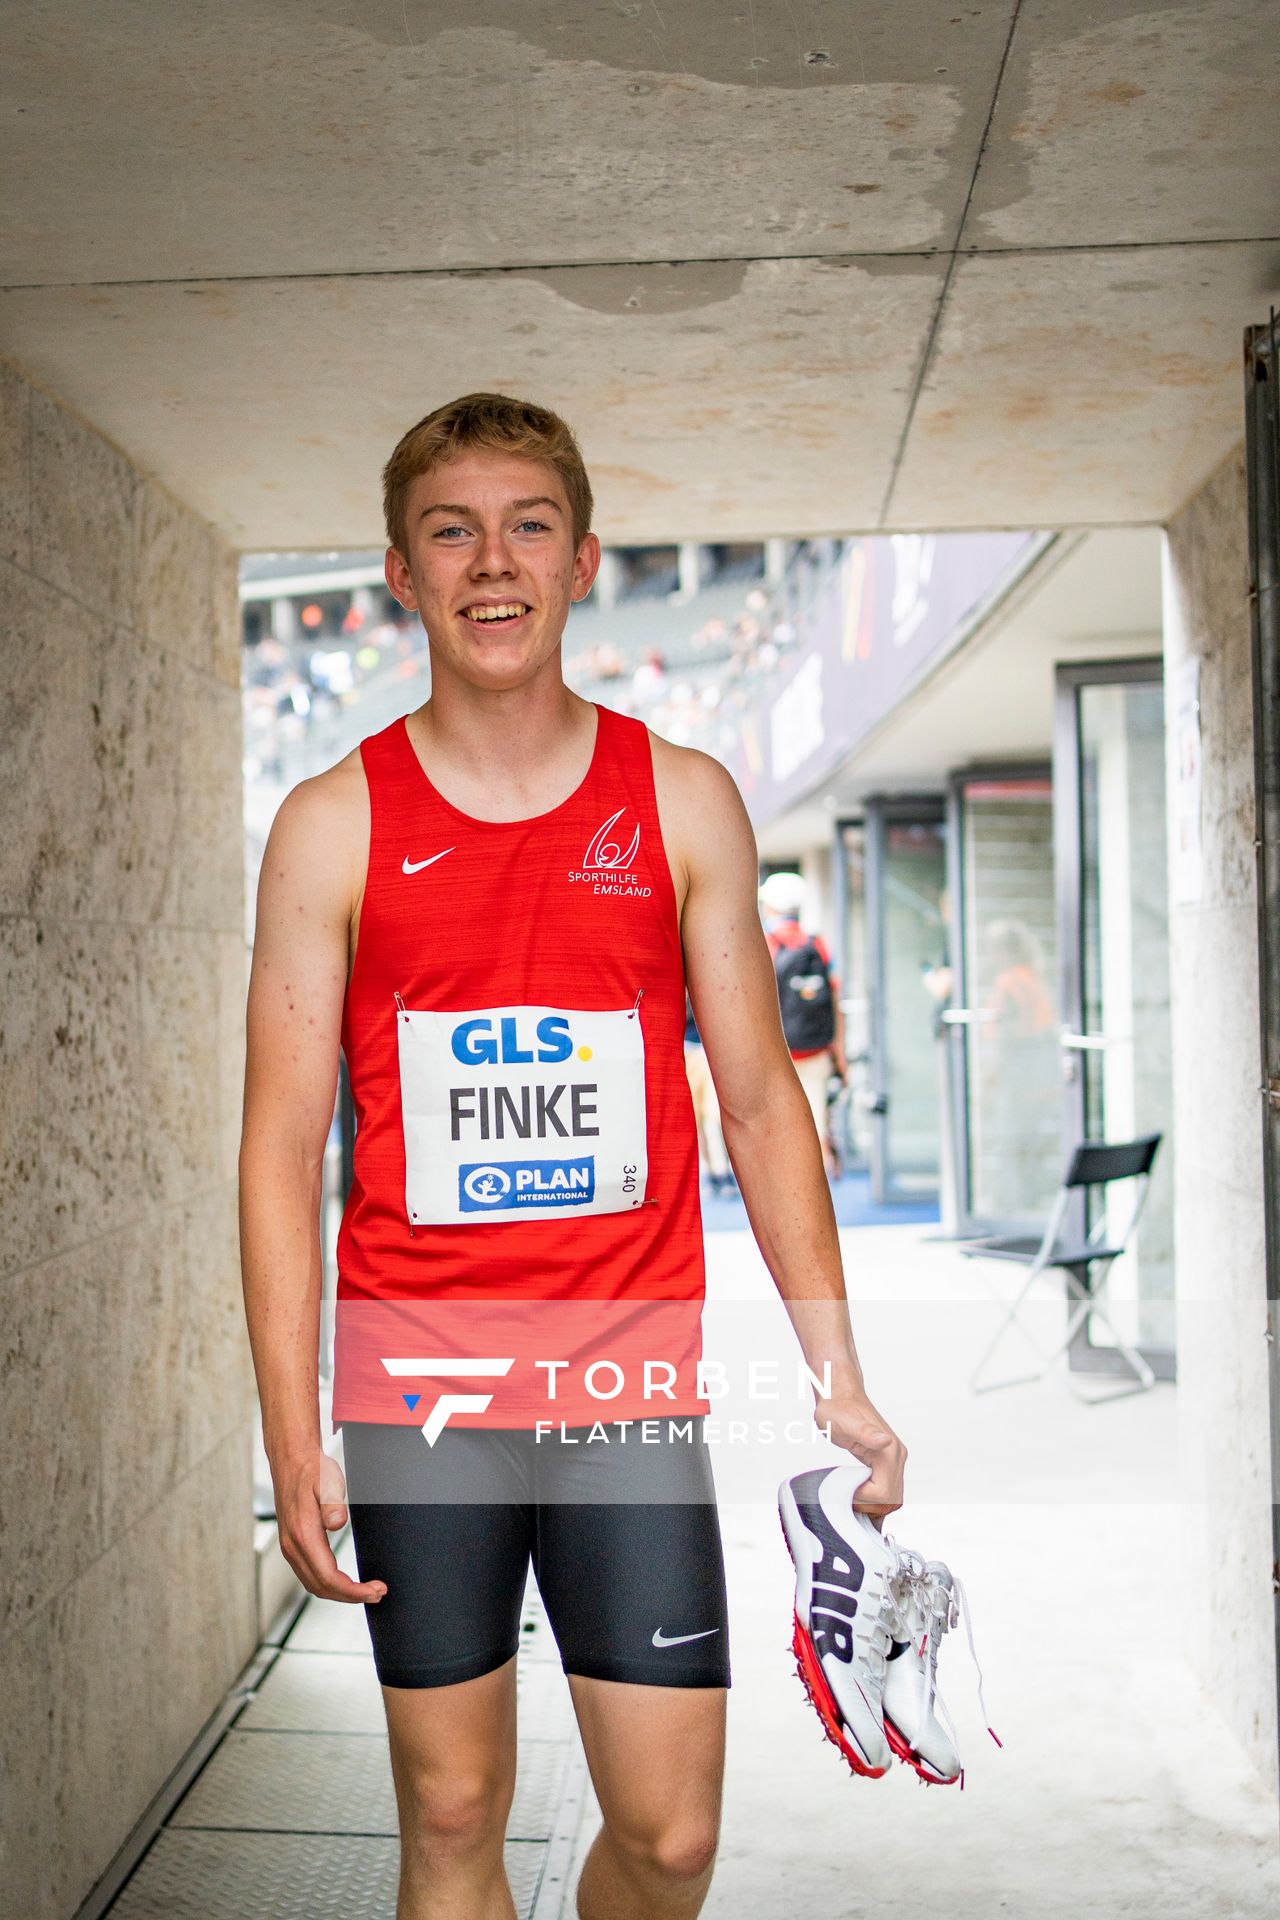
[{"left": 962, "top": 1134, "right": 1163, "bottom": 1401}]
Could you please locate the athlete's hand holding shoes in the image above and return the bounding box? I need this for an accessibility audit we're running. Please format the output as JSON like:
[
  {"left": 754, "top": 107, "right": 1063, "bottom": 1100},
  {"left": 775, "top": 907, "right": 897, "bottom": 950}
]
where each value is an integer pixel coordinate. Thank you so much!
[{"left": 812, "top": 1387, "right": 905, "bottom": 1520}]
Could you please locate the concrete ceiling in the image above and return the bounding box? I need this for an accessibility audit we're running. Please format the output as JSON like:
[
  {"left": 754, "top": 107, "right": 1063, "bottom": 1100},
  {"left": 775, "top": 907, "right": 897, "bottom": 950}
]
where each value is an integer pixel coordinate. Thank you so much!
[{"left": 2, "top": 2, "right": 1278, "bottom": 548}]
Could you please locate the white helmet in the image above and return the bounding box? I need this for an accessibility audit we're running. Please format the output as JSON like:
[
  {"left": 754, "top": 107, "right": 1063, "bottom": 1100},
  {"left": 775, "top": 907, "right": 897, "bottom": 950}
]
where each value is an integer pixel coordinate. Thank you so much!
[{"left": 758, "top": 870, "right": 806, "bottom": 919}]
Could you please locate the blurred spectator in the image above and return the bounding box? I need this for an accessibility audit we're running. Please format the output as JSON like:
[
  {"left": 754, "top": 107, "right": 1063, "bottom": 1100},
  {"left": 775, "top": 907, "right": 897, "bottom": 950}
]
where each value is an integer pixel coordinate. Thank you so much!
[
  {"left": 684, "top": 993, "right": 734, "bottom": 1195},
  {"left": 309, "top": 647, "right": 355, "bottom": 696},
  {"left": 759, "top": 870, "right": 848, "bottom": 1182},
  {"left": 630, "top": 648, "right": 668, "bottom": 706}
]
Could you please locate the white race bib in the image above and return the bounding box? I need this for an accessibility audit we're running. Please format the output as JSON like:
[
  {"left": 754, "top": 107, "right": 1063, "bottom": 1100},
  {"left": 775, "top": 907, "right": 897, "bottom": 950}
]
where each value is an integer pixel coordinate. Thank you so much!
[{"left": 396, "top": 1003, "right": 648, "bottom": 1225}]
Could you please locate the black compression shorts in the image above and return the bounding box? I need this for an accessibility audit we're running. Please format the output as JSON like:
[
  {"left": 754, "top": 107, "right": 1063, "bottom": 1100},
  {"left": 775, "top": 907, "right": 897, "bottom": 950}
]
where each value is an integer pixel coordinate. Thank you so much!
[{"left": 343, "top": 1416, "right": 731, "bottom": 1691}]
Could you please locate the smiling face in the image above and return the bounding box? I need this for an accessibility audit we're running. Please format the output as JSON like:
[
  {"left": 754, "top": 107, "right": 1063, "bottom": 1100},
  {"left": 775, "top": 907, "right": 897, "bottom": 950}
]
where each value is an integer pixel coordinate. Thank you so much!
[{"left": 385, "top": 449, "right": 600, "bottom": 694}]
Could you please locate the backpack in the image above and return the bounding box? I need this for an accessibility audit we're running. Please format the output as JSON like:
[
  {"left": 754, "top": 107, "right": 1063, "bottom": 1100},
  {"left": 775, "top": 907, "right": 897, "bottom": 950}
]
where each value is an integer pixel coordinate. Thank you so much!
[{"left": 772, "top": 935, "right": 836, "bottom": 1052}]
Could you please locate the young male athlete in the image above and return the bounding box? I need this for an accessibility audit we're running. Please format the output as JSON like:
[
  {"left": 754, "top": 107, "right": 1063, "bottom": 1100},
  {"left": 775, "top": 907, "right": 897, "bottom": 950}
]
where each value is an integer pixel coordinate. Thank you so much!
[{"left": 239, "top": 392, "right": 907, "bottom": 1920}]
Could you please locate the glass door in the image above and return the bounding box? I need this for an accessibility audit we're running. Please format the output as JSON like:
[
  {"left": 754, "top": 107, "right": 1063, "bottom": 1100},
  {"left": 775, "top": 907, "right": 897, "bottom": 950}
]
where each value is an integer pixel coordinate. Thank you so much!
[
  {"left": 1055, "top": 661, "right": 1175, "bottom": 1378},
  {"left": 865, "top": 800, "right": 949, "bottom": 1204},
  {"left": 945, "top": 770, "right": 1062, "bottom": 1235},
  {"left": 833, "top": 819, "right": 873, "bottom": 1176}
]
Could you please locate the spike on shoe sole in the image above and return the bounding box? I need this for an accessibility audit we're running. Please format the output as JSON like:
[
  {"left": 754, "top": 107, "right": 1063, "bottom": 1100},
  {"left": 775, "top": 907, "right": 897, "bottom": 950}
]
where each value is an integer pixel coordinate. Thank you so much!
[{"left": 790, "top": 1612, "right": 890, "bottom": 1779}]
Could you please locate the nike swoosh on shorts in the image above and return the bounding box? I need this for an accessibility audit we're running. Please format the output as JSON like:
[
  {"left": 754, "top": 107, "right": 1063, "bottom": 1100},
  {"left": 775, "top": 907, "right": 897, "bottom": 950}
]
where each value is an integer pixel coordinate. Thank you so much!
[{"left": 651, "top": 1627, "right": 720, "bottom": 1648}]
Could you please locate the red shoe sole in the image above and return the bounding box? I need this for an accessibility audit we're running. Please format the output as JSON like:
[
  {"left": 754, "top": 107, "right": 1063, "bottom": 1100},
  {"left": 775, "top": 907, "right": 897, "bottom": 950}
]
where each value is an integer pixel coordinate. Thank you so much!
[
  {"left": 790, "top": 1613, "right": 890, "bottom": 1778},
  {"left": 780, "top": 1495, "right": 888, "bottom": 1780},
  {"left": 883, "top": 1709, "right": 959, "bottom": 1785}
]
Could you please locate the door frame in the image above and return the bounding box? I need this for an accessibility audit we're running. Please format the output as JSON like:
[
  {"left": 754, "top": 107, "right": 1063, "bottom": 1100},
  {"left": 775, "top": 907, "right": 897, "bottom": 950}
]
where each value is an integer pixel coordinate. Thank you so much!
[
  {"left": 864, "top": 794, "right": 947, "bottom": 1205},
  {"left": 944, "top": 762, "right": 1055, "bottom": 1237},
  {"left": 831, "top": 813, "right": 872, "bottom": 1178},
  {"left": 1053, "top": 656, "right": 1176, "bottom": 1382}
]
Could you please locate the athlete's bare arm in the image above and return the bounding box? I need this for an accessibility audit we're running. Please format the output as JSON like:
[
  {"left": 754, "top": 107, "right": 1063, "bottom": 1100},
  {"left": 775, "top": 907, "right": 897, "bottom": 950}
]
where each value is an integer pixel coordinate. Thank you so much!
[
  {"left": 649, "top": 735, "right": 906, "bottom": 1517},
  {"left": 239, "top": 754, "right": 387, "bottom": 1604}
]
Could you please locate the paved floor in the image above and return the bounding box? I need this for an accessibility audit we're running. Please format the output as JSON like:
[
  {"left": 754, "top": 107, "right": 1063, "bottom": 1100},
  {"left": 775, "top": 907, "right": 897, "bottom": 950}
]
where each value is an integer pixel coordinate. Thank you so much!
[
  {"left": 104, "top": 1222, "right": 1280, "bottom": 1918},
  {"left": 569, "top": 1224, "right": 1280, "bottom": 1916},
  {"left": 103, "top": 1549, "right": 586, "bottom": 1919}
]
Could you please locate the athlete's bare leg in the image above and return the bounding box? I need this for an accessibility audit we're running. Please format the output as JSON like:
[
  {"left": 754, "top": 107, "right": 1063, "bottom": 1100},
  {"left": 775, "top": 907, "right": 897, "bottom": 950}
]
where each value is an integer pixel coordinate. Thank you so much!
[
  {"left": 569, "top": 1676, "right": 727, "bottom": 1919},
  {"left": 382, "top": 1657, "right": 519, "bottom": 1920}
]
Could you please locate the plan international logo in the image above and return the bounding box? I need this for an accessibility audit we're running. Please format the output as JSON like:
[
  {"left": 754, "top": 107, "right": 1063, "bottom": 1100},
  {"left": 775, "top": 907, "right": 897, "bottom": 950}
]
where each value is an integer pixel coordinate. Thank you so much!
[
  {"left": 568, "top": 806, "right": 651, "bottom": 897},
  {"left": 459, "top": 1157, "right": 596, "bottom": 1210}
]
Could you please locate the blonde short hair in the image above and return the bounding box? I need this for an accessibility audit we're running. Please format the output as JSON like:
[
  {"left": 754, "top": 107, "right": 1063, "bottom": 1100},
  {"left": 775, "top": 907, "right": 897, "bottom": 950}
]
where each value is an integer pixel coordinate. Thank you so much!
[{"left": 382, "top": 391, "right": 593, "bottom": 559}]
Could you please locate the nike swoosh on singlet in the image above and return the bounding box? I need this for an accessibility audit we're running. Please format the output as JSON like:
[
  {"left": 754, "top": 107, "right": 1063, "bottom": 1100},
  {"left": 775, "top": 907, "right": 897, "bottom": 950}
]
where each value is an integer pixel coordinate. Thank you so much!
[
  {"left": 402, "top": 848, "right": 455, "bottom": 874},
  {"left": 651, "top": 1627, "right": 721, "bottom": 1648}
]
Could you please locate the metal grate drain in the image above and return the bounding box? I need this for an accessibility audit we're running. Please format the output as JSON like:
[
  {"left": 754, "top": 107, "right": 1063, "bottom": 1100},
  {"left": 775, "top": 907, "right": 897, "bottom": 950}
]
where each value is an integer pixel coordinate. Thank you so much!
[
  {"left": 107, "top": 1830, "right": 546, "bottom": 1919},
  {"left": 281, "top": 1595, "right": 373, "bottom": 1655},
  {"left": 99, "top": 1549, "right": 584, "bottom": 1920},
  {"left": 239, "top": 1646, "right": 575, "bottom": 1741},
  {"left": 237, "top": 1651, "right": 391, "bottom": 1735},
  {"left": 169, "top": 1728, "right": 570, "bottom": 1841}
]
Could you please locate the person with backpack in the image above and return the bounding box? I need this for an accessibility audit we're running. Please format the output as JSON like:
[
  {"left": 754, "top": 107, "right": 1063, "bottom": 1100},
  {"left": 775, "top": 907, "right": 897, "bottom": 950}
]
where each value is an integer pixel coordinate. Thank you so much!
[{"left": 760, "top": 869, "right": 848, "bottom": 1180}]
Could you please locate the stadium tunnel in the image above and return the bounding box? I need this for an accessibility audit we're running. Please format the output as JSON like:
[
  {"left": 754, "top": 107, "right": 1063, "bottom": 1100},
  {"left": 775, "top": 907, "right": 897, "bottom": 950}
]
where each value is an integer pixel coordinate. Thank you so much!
[{"left": 3, "top": 3, "right": 1280, "bottom": 1914}]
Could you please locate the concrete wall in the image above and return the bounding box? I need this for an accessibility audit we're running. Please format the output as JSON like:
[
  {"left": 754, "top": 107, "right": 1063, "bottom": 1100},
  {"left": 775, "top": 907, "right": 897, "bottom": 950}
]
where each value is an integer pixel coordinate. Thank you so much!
[
  {"left": 1163, "top": 444, "right": 1279, "bottom": 1787},
  {"left": 0, "top": 360, "right": 256, "bottom": 1917}
]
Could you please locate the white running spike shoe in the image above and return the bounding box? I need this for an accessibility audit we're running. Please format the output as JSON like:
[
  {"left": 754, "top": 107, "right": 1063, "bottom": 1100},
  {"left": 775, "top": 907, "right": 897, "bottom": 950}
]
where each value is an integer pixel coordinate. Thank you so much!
[
  {"left": 881, "top": 1551, "right": 962, "bottom": 1783},
  {"left": 778, "top": 1463, "right": 904, "bottom": 1778},
  {"left": 881, "top": 1547, "right": 1001, "bottom": 1787}
]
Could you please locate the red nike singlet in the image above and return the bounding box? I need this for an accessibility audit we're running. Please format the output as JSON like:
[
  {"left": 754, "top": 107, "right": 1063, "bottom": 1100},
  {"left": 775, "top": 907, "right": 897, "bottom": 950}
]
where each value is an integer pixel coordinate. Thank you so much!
[{"left": 330, "top": 701, "right": 710, "bottom": 1432}]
